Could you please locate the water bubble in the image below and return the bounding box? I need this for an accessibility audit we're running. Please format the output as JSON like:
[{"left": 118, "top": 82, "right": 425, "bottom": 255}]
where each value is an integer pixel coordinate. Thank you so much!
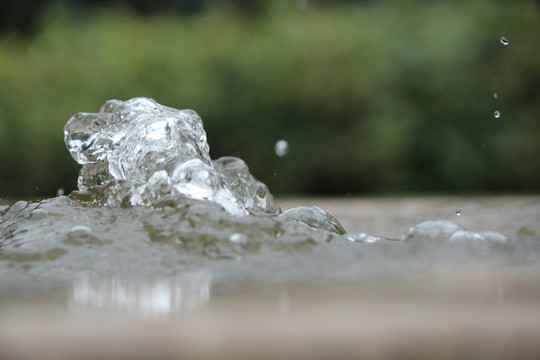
[
  {"left": 68, "top": 225, "right": 93, "bottom": 243},
  {"left": 448, "top": 230, "right": 486, "bottom": 243},
  {"left": 455, "top": 209, "right": 462, "bottom": 216},
  {"left": 279, "top": 206, "right": 346, "bottom": 235},
  {"left": 56, "top": 187, "right": 65, "bottom": 196},
  {"left": 274, "top": 140, "right": 289, "bottom": 157},
  {"left": 479, "top": 231, "right": 510, "bottom": 244},
  {"left": 493, "top": 92, "right": 498, "bottom": 100},
  {"left": 500, "top": 36, "right": 509, "bottom": 46},
  {"left": 494, "top": 110, "right": 501, "bottom": 118},
  {"left": 401, "top": 220, "right": 464, "bottom": 242}
]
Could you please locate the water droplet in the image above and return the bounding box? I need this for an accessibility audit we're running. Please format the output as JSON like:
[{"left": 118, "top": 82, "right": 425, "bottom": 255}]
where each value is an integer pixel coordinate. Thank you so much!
[
  {"left": 455, "top": 209, "right": 462, "bottom": 216},
  {"left": 56, "top": 187, "right": 65, "bottom": 196},
  {"left": 493, "top": 92, "right": 498, "bottom": 100},
  {"left": 500, "top": 36, "right": 509, "bottom": 46},
  {"left": 494, "top": 110, "right": 501, "bottom": 118},
  {"left": 274, "top": 140, "right": 289, "bottom": 157}
]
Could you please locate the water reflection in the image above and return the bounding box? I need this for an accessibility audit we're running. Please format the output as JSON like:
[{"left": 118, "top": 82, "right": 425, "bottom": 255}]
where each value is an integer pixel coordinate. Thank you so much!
[{"left": 69, "top": 271, "right": 211, "bottom": 316}]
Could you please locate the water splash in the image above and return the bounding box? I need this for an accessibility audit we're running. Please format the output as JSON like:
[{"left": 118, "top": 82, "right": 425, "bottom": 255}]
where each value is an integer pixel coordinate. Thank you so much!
[
  {"left": 0, "top": 98, "right": 513, "bottom": 292},
  {"left": 64, "top": 98, "right": 279, "bottom": 217}
]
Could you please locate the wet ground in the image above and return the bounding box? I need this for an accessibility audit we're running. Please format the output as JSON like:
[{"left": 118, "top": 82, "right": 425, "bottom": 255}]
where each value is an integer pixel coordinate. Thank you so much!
[{"left": 1, "top": 195, "right": 540, "bottom": 359}]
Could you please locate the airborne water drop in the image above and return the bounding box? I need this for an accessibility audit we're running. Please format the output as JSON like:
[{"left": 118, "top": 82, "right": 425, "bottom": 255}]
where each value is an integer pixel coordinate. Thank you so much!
[
  {"left": 274, "top": 140, "right": 289, "bottom": 157},
  {"left": 500, "top": 36, "right": 509, "bottom": 46},
  {"left": 494, "top": 110, "right": 501, "bottom": 118}
]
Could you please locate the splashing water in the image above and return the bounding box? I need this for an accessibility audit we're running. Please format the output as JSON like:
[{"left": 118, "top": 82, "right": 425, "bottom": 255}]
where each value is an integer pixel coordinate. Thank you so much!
[
  {"left": 0, "top": 98, "right": 514, "bottom": 293},
  {"left": 65, "top": 98, "right": 265, "bottom": 216}
]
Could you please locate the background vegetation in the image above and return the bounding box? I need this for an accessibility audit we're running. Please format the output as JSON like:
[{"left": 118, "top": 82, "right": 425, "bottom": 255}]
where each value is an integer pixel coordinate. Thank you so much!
[{"left": 1, "top": 0, "right": 539, "bottom": 198}]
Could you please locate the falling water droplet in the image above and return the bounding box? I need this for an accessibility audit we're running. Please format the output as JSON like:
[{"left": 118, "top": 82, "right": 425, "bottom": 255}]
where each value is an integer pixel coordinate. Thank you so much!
[
  {"left": 274, "top": 140, "right": 289, "bottom": 157},
  {"left": 455, "top": 210, "right": 462, "bottom": 216},
  {"left": 56, "top": 187, "right": 65, "bottom": 196},
  {"left": 500, "top": 36, "right": 509, "bottom": 46},
  {"left": 493, "top": 92, "right": 498, "bottom": 100},
  {"left": 494, "top": 110, "right": 501, "bottom": 118}
]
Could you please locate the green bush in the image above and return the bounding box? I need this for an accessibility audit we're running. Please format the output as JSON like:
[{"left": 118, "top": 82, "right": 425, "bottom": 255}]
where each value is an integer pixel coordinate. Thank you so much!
[{"left": 0, "top": 0, "right": 539, "bottom": 197}]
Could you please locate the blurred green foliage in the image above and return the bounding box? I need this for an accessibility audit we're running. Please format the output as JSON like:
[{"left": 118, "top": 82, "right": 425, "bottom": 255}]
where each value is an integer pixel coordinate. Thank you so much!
[{"left": 0, "top": 0, "right": 539, "bottom": 197}]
